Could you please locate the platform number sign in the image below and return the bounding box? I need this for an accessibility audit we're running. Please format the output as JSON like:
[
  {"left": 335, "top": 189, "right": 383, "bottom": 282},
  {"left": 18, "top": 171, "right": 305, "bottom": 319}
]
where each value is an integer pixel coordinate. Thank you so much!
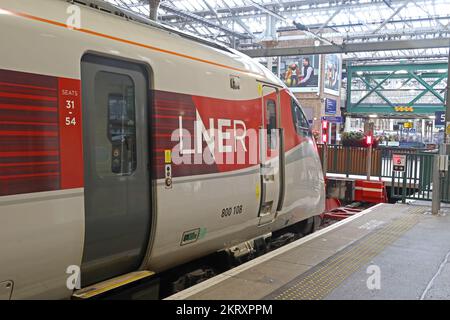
[
  {"left": 393, "top": 154, "right": 406, "bottom": 172},
  {"left": 435, "top": 111, "right": 445, "bottom": 127}
]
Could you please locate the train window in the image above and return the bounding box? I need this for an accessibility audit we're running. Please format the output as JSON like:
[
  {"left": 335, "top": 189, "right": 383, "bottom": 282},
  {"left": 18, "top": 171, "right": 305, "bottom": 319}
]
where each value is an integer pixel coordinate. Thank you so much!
[
  {"left": 291, "top": 99, "right": 310, "bottom": 136},
  {"left": 94, "top": 71, "right": 137, "bottom": 176},
  {"left": 266, "top": 99, "right": 277, "bottom": 150}
]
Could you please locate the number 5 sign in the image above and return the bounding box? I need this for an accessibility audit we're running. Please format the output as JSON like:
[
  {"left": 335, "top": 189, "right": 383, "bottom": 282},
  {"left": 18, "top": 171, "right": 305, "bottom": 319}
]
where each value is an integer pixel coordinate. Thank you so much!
[{"left": 393, "top": 154, "right": 406, "bottom": 172}]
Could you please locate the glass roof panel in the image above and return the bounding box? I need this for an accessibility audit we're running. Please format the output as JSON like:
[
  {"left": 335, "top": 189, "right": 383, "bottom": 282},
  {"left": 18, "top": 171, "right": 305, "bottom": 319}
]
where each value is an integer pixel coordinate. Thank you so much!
[{"left": 104, "top": 0, "right": 450, "bottom": 62}]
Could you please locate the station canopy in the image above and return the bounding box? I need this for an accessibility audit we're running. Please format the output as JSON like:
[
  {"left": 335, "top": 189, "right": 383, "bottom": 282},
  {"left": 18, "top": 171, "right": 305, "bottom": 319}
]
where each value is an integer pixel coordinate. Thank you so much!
[{"left": 105, "top": 0, "right": 450, "bottom": 63}]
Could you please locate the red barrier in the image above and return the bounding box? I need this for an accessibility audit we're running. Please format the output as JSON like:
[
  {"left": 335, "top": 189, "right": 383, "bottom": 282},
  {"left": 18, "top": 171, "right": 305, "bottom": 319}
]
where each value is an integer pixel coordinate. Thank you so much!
[{"left": 354, "top": 180, "right": 387, "bottom": 204}]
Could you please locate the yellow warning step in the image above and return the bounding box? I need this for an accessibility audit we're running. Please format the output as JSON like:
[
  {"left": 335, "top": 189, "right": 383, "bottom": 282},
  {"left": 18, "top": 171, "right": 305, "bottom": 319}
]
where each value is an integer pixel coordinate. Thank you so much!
[{"left": 73, "top": 270, "right": 155, "bottom": 299}]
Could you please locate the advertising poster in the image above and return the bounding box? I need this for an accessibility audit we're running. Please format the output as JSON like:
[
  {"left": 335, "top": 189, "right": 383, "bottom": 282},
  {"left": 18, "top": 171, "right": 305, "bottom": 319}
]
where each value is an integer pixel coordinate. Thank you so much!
[
  {"left": 279, "top": 55, "right": 321, "bottom": 93},
  {"left": 323, "top": 54, "right": 342, "bottom": 96}
]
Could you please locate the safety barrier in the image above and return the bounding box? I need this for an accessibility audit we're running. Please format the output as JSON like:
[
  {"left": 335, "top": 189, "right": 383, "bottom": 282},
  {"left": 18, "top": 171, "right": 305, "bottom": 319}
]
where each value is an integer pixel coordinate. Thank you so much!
[
  {"left": 318, "top": 144, "right": 439, "bottom": 203},
  {"left": 379, "top": 147, "right": 429, "bottom": 178},
  {"left": 317, "top": 144, "right": 382, "bottom": 177},
  {"left": 390, "top": 152, "right": 435, "bottom": 202}
]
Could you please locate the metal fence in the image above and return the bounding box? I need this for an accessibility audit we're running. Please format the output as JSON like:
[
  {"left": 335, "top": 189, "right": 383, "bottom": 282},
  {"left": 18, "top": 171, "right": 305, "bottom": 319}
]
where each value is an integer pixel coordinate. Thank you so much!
[
  {"left": 317, "top": 144, "right": 382, "bottom": 177},
  {"left": 379, "top": 147, "right": 428, "bottom": 178},
  {"left": 318, "top": 144, "right": 445, "bottom": 203},
  {"left": 317, "top": 144, "right": 430, "bottom": 178},
  {"left": 389, "top": 152, "right": 435, "bottom": 203},
  {"left": 388, "top": 152, "right": 450, "bottom": 204}
]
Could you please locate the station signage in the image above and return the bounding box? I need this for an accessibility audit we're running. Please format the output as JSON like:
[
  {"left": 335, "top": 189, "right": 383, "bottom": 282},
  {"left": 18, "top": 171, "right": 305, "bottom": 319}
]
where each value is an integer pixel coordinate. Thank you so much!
[
  {"left": 403, "top": 122, "right": 413, "bottom": 129},
  {"left": 388, "top": 141, "right": 400, "bottom": 147},
  {"left": 325, "top": 98, "right": 337, "bottom": 115},
  {"left": 435, "top": 111, "right": 445, "bottom": 127},
  {"left": 321, "top": 116, "right": 342, "bottom": 123},
  {"left": 394, "top": 106, "right": 414, "bottom": 112},
  {"left": 393, "top": 154, "right": 406, "bottom": 172}
]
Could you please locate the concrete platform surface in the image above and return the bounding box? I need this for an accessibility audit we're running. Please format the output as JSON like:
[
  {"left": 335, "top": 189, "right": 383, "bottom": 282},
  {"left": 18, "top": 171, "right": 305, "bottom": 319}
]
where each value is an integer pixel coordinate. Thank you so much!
[{"left": 166, "top": 203, "right": 450, "bottom": 300}]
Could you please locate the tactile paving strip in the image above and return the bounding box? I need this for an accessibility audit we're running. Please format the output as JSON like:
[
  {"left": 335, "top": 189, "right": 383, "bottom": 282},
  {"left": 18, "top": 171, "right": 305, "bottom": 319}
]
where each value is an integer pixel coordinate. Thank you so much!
[{"left": 264, "top": 207, "right": 426, "bottom": 300}]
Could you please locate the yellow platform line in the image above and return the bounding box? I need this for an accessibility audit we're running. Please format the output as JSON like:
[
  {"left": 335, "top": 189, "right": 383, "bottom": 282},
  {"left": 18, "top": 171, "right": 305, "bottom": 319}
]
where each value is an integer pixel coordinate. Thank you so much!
[
  {"left": 273, "top": 211, "right": 424, "bottom": 300},
  {"left": 281, "top": 219, "right": 411, "bottom": 299},
  {"left": 298, "top": 218, "right": 417, "bottom": 300}
]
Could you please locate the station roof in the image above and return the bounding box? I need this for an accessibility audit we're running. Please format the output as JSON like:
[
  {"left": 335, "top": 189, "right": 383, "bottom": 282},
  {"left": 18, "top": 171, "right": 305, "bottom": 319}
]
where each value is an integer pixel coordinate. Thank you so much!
[{"left": 105, "top": 0, "right": 450, "bottom": 63}]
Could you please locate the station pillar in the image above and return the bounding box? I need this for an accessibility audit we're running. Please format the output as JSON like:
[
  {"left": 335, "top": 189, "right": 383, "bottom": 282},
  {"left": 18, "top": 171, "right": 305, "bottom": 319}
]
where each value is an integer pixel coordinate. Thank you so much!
[
  {"left": 149, "top": 0, "right": 160, "bottom": 21},
  {"left": 445, "top": 48, "right": 450, "bottom": 143}
]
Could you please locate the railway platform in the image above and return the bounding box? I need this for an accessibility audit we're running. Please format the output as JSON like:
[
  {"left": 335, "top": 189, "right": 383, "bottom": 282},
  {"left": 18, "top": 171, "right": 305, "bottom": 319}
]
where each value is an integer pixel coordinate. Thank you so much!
[{"left": 166, "top": 203, "right": 450, "bottom": 300}]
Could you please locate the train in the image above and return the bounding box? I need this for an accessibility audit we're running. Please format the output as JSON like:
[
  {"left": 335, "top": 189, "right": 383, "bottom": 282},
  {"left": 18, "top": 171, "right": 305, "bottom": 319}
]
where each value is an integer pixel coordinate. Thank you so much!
[{"left": 0, "top": 0, "right": 325, "bottom": 299}]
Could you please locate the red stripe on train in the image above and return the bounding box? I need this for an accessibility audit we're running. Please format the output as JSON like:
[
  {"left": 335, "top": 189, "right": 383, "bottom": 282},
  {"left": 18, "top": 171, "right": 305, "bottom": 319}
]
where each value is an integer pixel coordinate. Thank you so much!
[
  {"left": 0, "top": 151, "right": 59, "bottom": 157},
  {"left": 0, "top": 121, "right": 58, "bottom": 126},
  {"left": 0, "top": 81, "right": 58, "bottom": 92},
  {"left": 0, "top": 69, "right": 306, "bottom": 195},
  {"left": 0, "top": 104, "right": 57, "bottom": 112},
  {"left": 0, "top": 161, "right": 59, "bottom": 167},
  {"left": 0, "top": 92, "right": 57, "bottom": 101},
  {"left": 0, "top": 131, "right": 58, "bottom": 137},
  {"left": 0, "top": 172, "right": 60, "bottom": 180}
]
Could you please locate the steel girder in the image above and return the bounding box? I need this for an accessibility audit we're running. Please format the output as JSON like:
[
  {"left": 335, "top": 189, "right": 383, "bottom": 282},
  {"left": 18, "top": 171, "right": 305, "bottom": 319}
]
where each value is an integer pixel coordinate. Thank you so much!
[{"left": 346, "top": 62, "right": 448, "bottom": 115}]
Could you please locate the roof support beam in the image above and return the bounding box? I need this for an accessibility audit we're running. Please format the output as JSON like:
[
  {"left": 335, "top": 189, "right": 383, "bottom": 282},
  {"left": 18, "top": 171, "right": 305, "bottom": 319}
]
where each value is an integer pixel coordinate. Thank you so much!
[
  {"left": 221, "top": 1, "right": 256, "bottom": 39},
  {"left": 201, "top": 0, "right": 222, "bottom": 24},
  {"left": 408, "top": 71, "right": 446, "bottom": 102},
  {"left": 158, "top": 0, "right": 434, "bottom": 20},
  {"left": 354, "top": 73, "right": 396, "bottom": 107},
  {"left": 371, "top": 0, "right": 411, "bottom": 34},
  {"left": 158, "top": 2, "right": 248, "bottom": 39},
  {"left": 244, "top": 0, "right": 286, "bottom": 21},
  {"left": 344, "top": 54, "right": 449, "bottom": 63},
  {"left": 411, "top": 0, "right": 449, "bottom": 30},
  {"left": 240, "top": 38, "right": 450, "bottom": 57},
  {"left": 317, "top": 8, "right": 343, "bottom": 34}
]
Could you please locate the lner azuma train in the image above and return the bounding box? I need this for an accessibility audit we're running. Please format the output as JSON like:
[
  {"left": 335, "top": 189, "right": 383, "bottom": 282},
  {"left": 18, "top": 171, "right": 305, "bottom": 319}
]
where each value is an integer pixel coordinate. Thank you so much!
[{"left": 0, "top": 0, "right": 325, "bottom": 299}]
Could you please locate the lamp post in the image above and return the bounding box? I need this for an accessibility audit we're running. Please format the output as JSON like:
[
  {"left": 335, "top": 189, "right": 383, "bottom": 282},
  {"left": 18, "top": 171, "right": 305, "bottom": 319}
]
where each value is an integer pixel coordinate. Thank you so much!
[
  {"left": 365, "top": 121, "right": 374, "bottom": 181},
  {"left": 322, "top": 120, "right": 328, "bottom": 177}
]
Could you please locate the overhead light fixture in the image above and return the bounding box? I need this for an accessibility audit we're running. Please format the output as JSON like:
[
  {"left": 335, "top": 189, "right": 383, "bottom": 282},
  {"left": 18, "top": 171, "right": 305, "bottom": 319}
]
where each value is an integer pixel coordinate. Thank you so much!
[
  {"left": 369, "top": 114, "right": 378, "bottom": 118},
  {"left": 293, "top": 21, "right": 308, "bottom": 31},
  {"left": 292, "top": 20, "right": 335, "bottom": 46}
]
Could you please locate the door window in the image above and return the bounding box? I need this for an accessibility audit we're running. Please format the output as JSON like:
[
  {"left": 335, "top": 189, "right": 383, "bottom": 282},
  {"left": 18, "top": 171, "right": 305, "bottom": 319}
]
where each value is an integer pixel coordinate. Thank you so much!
[
  {"left": 266, "top": 99, "right": 277, "bottom": 150},
  {"left": 94, "top": 71, "right": 137, "bottom": 176}
]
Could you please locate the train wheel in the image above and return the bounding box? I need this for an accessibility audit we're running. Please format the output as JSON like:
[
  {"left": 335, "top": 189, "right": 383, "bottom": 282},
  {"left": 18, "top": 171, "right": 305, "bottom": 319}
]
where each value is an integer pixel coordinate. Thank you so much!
[
  {"left": 291, "top": 215, "right": 322, "bottom": 236},
  {"left": 312, "top": 215, "right": 323, "bottom": 232}
]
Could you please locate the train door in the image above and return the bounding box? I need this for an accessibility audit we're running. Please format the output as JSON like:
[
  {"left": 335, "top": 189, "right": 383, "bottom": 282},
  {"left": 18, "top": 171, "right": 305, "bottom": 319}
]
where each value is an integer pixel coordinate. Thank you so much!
[
  {"left": 80, "top": 55, "right": 151, "bottom": 287},
  {"left": 258, "top": 84, "right": 282, "bottom": 226}
]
